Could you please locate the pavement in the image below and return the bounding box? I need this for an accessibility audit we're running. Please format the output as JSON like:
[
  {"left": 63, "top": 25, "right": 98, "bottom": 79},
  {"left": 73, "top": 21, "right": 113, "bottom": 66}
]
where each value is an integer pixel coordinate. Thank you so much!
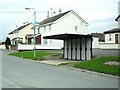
[{"left": 38, "top": 60, "right": 78, "bottom": 65}]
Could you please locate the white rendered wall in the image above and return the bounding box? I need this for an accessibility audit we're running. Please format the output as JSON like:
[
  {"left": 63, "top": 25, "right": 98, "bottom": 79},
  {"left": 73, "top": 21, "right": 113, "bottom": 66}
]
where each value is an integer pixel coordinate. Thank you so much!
[
  {"left": 99, "top": 43, "right": 119, "bottom": 49},
  {"left": 17, "top": 44, "right": 62, "bottom": 51},
  {"left": 0, "top": 45, "right": 5, "bottom": 49},
  {"left": 9, "top": 32, "right": 18, "bottom": 41},
  {"left": 92, "top": 37, "right": 99, "bottom": 48},
  {"left": 41, "top": 11, "right": 88, "bottom": 46},
  {"left": 118, "top": 18, "right": 120, "bottom": 28},
  {"left": 53, "top": 12, "right": 87, "bottom": 35},
  {"left": 105, "top": 33, "right": 120, "bottom": 43},
  {"left": 9, "top": 24, "right": 34, "bottom": 44},
  {"left": 118, "top": 34, "right": 120, "bottom": 43},
  {"left": 18, "top": 24, "right": 34, "bottom": 43}
]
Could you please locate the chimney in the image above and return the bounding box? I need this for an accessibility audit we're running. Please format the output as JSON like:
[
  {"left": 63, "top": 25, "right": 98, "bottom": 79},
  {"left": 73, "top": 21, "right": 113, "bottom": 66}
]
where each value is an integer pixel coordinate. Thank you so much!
[
  {"left": 52, "top": 11, "right": 56, "bottom": 16},
  {"left": 47, "top": 11, "right": 49, "bottom": 18},
  {"left": 59, "top": 8, "right": 62, "bottom": 14},
  {"left": 50, "top": 8, "right": 53, "bottom": 17}
]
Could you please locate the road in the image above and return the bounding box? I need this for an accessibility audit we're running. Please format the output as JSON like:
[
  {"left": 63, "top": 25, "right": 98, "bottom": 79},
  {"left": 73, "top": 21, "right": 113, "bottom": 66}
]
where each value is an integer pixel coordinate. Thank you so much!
[
  {"left": 2, "top": 50, "right": 119, "bottom": 88},
  {"left": 93, "top": 49, "right": 119, "bottom": 56}
]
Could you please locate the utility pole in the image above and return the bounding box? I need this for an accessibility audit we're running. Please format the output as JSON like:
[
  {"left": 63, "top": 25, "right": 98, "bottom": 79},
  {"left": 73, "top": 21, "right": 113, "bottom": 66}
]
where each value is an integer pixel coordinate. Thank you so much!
[{"left": 25, "top": 8, "right": 36, "bottom": 57}]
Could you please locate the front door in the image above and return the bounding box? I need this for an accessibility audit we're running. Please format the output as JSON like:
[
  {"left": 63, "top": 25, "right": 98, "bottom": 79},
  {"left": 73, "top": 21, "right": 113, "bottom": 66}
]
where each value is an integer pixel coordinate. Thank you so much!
[
  {"left": 28, "top": 38, "right": 31, "bottom": 44},
  {"left": 115, "top": 34, "right": 118, "bottom": 44}
]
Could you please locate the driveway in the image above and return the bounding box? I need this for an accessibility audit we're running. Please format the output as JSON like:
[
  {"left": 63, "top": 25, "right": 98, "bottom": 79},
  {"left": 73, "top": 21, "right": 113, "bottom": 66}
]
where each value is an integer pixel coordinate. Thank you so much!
[{"left": 2, "top": 50, "right": 119, "bottom": 88}]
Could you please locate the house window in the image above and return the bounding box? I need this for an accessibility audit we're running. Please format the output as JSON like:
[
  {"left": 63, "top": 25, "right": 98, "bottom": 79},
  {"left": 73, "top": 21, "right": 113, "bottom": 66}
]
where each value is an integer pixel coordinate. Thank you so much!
[
  {"left": 43, "top": 39, "right": 48, "bottom": 44},
  {"left": 49, "top": 24, "right": 51, "bottom": 31},
  {"left": 31, "top": 38, "right": 34, "bottom": 44},
  {"left": 75, "top": 26, "right": 78, "bottom": 31},
  {"left": 81, "top": 22, "right": 82, "bottom": 25},
  {"left": 38, "top": 28, "right": 40, "bottom": 34},
  {"left": 108, "top": 34, "right": 111, "bottom": 41},
  {"left": 50, "top": 39, "right": 52, "bottom": 44},
  {"left": 44, "top": 26, "right": 46, "bottom": 32},
  {"left": 18, "top": 38, "right": 23, "bottom": 44}
]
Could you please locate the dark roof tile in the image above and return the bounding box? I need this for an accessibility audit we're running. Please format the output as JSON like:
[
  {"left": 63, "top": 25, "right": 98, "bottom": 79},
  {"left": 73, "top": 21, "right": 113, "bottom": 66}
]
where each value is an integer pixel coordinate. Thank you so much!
[
  {"left": 91, "top": 33, "right": 104, "bottom": 37},
  {"left": 115, "top": 15, "right": 120, "bottom": 21},
  {"left": 91, "top": 33, "right": 105, "bottom": 42},
  {"left": 104, "top": 28, "right": 120, "bottom": 34},
  {"left": 9, "top": 23, "right": 31, "bottom": 34},
  {"left": 40, "top": 10, "right": 71, "bottom": 25}
]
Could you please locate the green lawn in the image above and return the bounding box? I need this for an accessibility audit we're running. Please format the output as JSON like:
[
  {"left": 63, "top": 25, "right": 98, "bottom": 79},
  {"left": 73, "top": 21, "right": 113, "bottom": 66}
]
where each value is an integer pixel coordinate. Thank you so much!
[
  {"left": 9, "top": 51, "right": 57, "bottom": 60},
  {"left": 74, "top": 56, "right": 120, "bottom": 76}
]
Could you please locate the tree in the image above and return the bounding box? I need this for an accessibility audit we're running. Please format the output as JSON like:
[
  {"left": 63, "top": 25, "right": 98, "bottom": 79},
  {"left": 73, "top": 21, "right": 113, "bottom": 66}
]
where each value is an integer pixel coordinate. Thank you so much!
[{"left": 5, "top": 37, "right": 11, "bottom": 49}]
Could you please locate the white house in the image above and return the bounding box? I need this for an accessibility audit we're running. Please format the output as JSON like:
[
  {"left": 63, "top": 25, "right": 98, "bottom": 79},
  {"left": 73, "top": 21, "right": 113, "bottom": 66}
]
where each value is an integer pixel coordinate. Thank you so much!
[
  {"left": 90, "top": 33, "right": 105, "bottom": 49},
  {"left": 115, "top": 1, "right": 120, "bottom": 28},
  {"left": 97, "top": 28, "right": 120, "bottom": 49},
  {"left": 14, "top": 10, "right": 89, "bottom": 51},
  {"left": 104, "top": 28, "right": 120, "bottom": 44},
  {"left": 90, "top": 29, "right": 120, "bottom": 50},
  {"left": 94, "top": 1, "right": 120, "bottom": 49},
  {"left": 39, "top": 10, "right": 89, "bottom": 47},
  {"left": 42, "top": 10, "right": 92, "bottom": 60},
  {"left": 115, "top": 15, "right": 120, "bottom": 28},
  {"left": 91, "top": 1, "right": 120, "bottom": 50},
  {"left": 9, "top": 23, "right": 42, "bottom": 45},
  {"left": 9, "top": 23, "right": 34, "bottom": 45}
]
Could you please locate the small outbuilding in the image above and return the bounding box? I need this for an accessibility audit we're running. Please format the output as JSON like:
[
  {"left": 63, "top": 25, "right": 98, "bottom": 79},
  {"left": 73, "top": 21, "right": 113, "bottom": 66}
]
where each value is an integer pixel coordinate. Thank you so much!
[{"left": 44, "top": 34, "right": 92, "bottom": 61}]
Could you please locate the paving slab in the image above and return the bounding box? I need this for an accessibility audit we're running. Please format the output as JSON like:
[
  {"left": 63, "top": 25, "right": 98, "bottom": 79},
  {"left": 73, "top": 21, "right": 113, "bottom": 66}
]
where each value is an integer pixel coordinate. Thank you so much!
[{"left": 38, "top": 60, "right": 79, "bottom": 65}]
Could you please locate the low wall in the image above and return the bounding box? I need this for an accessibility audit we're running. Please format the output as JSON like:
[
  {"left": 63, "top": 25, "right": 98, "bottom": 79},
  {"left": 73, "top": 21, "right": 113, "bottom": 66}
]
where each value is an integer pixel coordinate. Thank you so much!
[
  {"left": 99, "top": 43, "right": 119, "bottom": 49},
  {"left": 18, "top": 44, "right": 63, "bottom": 51},
  {"left": 0, "top": 45, "right": 5, "bottom": 50},
  {"left": 92, "top": 37, "right": 100, "bottom": 49}
]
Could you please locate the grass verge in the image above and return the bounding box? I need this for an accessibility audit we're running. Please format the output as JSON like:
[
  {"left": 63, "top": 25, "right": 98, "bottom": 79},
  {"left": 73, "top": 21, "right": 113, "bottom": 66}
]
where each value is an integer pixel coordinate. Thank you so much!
[
  {"left": 74, "top": 56, "right": 120, "bottom": 76},
  {"left": 9, "top": 51, "right": 58, "bottom": 60}
]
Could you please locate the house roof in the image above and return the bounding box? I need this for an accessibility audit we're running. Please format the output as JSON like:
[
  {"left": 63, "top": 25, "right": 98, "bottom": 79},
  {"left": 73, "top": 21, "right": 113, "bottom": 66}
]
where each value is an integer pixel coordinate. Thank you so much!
[
  {"left": 90, "top": 33, "right": 105, "bottom": 42},
  {"left": 9, "top": 23, "right": 32, "bottom": 34},
  {"left": 115, "top": 15, "right": 120, "bottom": 21},
  {"left": 11, "top": 37, "right": 23, "bottom": 41},
  {"left": 104, "top": 28, "right": 120, "bottom": 34},
  {"left": 44, "top": 34, "right": 92, "bottom": 40},
  {"left": 91, "top": 33, "right": 104, "bottom": 37},
  {"left": 26, "top": 34, "right": 41, "bottom": 38},
  {"left": 40, "top": 10, "right": 71, "bottom": 25},
  {"left": 40, "top": 10, "right": 88, "bottom": 26}
]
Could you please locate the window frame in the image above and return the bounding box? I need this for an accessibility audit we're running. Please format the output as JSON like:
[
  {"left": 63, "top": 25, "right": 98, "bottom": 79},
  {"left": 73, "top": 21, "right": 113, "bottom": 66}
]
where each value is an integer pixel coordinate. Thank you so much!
[
  {"left": 108, "top": 34, "right": 112, "bottom": 41},
  {"left": 75, "top": 26, "right": 78, "bottom": 31}
]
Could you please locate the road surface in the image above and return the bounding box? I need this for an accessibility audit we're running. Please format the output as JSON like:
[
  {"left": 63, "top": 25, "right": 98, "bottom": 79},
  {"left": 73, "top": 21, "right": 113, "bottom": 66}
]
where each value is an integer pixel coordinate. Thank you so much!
[
  {"left": 93, "top": 49, "right": 119, "bottom": 56},
  {"left": 1, "top": 50, "right": 119, "bottom": 88}
]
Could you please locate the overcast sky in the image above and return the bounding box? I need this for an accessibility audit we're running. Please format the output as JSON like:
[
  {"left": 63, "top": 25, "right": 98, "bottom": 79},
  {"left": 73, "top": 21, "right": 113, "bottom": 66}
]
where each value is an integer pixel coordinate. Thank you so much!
[{"left": 0, "top": 0, "right": 119, "bottom": 42}]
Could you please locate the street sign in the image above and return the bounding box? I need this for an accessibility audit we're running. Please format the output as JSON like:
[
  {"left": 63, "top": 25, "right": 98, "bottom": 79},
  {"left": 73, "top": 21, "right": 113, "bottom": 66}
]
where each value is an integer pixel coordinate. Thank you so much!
[{"left": 35, "top": 22, "right": 40, "bottom": 25}]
